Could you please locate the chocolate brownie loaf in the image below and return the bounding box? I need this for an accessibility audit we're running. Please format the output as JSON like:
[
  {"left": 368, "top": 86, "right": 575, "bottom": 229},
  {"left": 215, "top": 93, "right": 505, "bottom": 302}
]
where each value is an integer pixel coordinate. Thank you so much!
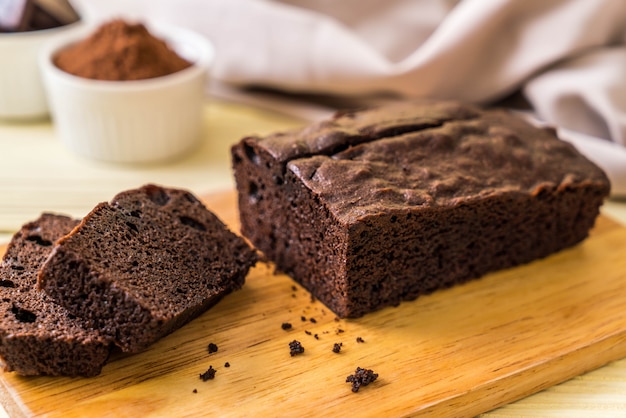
[
  {"left": 0, "top": 214, "right": 111, "bottom": 376},
  {"left": 231, "top": 100, "right": 611, "bottom": 318},
  {"left": 38, "top": 184, "right": 258, "bottom": 352}
]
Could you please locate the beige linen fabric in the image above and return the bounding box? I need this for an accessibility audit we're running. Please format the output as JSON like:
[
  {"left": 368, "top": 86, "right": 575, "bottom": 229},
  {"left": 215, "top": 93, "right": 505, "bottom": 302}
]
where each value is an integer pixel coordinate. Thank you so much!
[{"left": 72, "top": 0, "right": 626, "bottom": 194}]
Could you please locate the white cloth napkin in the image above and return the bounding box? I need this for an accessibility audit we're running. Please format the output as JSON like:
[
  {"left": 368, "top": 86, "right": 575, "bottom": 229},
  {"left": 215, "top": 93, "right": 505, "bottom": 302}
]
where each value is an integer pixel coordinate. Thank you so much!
[{"left": 71, "top": 0, "right": 626, "bottom": 196}]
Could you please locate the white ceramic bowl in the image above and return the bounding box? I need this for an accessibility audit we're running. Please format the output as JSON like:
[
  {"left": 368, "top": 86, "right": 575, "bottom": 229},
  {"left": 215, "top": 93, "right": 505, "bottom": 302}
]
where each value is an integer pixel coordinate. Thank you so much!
[
  {"left": 39, "top": 22, "right": 213, "bottom": 164},
  {"left": 0, "top": 22, "right": 81, "bottom": 120}
]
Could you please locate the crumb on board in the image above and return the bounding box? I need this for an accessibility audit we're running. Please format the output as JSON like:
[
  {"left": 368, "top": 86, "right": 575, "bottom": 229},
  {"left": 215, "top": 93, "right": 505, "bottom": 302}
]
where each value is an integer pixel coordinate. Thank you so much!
[
  {"left": 346, "top": 367, "right": 378, "bottom": 392},
  {"left": 281, "top": 322, "right": 293, "bottom": 331},
  {"left": 332, "top": 343, "right": 342, "bottom": 353},
  {"left": 208, "top": 343, "right": 218, "bottom": 354},
  {"left": 200, "top": 366, "right": 217, "bottom": 381},
  {"left": 356, "top": 337, "right": 365, "bottom": 343},
  {"left": 289, "top": 340, "right": 305, "bottom": 356}
]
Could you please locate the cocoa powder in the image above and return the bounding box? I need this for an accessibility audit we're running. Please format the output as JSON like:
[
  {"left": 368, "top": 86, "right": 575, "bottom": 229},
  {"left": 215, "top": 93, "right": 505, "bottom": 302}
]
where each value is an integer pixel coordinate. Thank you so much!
[{"left": 54, "top": 19, "right": 192, "bottom": 81}]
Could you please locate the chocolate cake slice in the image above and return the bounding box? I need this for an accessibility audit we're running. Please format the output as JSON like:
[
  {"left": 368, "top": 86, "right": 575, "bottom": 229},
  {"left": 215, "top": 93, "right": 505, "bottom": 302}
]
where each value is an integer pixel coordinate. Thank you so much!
[
  {"left": 0, "top": 214, "right": 112, "bottom": 376},
  {"left": 231, "top": 100, "right": 611, "bottom": 318},
  {"left": 38, "top": 184, "right": 258, "bottom": 352}
]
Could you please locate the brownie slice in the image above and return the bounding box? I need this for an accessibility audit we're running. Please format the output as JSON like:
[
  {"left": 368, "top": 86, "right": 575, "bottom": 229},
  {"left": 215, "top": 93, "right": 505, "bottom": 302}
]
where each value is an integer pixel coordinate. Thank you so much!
[
  {"left": 231, "top": 100, "right": 611, "bottom": 318},
  {"left": 38, "top": 184, "right": 258, "bottom": 352},
  {"left": 0, "top": 214, "right": 111, "bottom": 376}
]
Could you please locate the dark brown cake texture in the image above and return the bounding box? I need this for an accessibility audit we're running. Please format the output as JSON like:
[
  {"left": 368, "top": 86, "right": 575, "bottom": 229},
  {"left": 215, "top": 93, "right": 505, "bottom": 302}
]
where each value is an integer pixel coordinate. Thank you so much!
[
  {"left": 38, "top": 184, "right": 258, "bottom": 353},
  {"left": 231, "top": 100, "right": 611, "bottom": 319},
  {"left": 0, "top": 214, "right": 112, "bottom": 377}
]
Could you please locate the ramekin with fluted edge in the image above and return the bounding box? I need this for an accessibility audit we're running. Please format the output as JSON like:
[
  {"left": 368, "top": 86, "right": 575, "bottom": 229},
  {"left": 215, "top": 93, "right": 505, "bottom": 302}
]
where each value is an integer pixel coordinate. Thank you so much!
[
  {"left": 38, "top": 22, "right": 213, "bottom": 164},
  {"left": 0, "top": 22, "right": 81, "bottom": 121}
]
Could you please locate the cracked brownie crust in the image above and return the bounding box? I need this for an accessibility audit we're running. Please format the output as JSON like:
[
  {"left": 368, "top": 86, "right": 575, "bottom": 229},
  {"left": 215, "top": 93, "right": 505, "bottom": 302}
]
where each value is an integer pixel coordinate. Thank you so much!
[{"left": 232, "top": 100, "right": 610, "bottom": 318}]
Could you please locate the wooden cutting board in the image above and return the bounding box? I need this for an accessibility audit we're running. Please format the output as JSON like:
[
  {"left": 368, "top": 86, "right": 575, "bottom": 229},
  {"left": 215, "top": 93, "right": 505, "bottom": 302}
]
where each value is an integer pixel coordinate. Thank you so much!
[{"left": 1, "top": 190, "right": 626, "bottom": 417}]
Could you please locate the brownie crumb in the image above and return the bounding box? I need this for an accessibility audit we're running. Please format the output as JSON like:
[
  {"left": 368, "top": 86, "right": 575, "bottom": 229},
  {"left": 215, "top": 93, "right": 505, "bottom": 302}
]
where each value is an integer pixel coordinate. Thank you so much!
[
  {"left": 310, "top": 317, "right": 317, "bottom": 324},
  {"left": 289, "top": 340, "right": 305, "bottom": 356},
  {"left": 304, "top": 330, "right": 312, "bottom": 335},
  {"left": 314, "top": 334, "right": 319, "bottom": 340},
  {"left": 224, "top": 362, "right": 230, "bottom": 368},
  {"left": 346, "top": 367, "right": 378, "bottom": 392},
  {"left": 356, "top": 337, "right": 365, "bottom": 343},
  {"left": 208, "top": 343, "right": 218, "bottom": 354},
  {"left": 200, "top": 366, "right": 217, "bottom": 381},
  {"left": 281, "top": 322, "right": 293, "bottom": 331},
  {"left": 291, "top": 285, "right": 298, "bottom": 291},
  {"left": 332, "top": 343, "right": 343, "bottom": 353},
  {"left": 336, "top": 328, "right": 345, "bottom": 334},
  {"left": 193, "top": 389, "right": 197, "bottom": 393},
  {"left": 301, "top": 316, "right": 307, "bottom": 322}
]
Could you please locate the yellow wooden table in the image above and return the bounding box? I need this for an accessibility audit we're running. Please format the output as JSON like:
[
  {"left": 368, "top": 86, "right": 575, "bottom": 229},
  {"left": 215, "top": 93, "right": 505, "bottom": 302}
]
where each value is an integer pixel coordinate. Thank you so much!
[{"left": 1, "top": 99, "right": 626, "bottom": 417}]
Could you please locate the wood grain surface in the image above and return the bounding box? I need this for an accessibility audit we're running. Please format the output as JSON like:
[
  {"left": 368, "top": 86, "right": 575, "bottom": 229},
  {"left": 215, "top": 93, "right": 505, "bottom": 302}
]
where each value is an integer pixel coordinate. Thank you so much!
[{"left": 0, "top": 190, "right": 625, "bottom": 417}]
